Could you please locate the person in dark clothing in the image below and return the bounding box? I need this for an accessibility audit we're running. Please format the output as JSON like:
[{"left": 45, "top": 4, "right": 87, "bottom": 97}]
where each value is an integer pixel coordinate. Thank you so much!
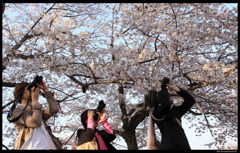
[
  {"left": 147, "top": 79, "right": 195, "bottom": 150},
  {"left": 74, "top": 109, "right": 116, "bottom": 150}
]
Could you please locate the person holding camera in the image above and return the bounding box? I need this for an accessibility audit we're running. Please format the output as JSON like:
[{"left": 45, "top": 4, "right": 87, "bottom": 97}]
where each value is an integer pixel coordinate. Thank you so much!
[
  {"left": 74, "top": 100, "right": 116, "bottom": 150},
  {"left": 9, "top": 77, "right": 62, "bottom": 150},
  {"left": 146, "top": 77, "right": 195, "bottom": 150}
]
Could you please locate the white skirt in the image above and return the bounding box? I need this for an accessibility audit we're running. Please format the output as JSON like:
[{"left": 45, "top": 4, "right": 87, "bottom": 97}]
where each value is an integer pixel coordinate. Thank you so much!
[{"left": 20, "top": 121, "right": 56, "bottom": 150}]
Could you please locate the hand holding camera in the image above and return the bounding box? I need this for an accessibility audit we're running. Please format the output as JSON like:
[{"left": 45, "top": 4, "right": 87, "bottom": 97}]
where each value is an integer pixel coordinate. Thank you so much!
[
  {"left": 31, "top": 86, "right": 40, "bottom": 105},
  {"left": 160, "top": 77, "right": 170, "bottom": 90},
  {"left": 27, "top": 75, "right": 43, "bottom": 91},
  {"left": 93, "top": 100, "right": 109, "bottom": 124},
  {"left": 87, "top": 110, "right": 95, "bottom": 119},
  {"left": 166, "top": 81, "right": 180, "bottom": 92},
  {"left": 28, "top": 75, "right": 50, "bottom": 104},
  {"left": 99, "top": 109, "right": 108, "bottom": 121},
  {"left": 36, "top": 80, "right": 49, "bottom": 93},
  {"left": 159, "top": 77, "right": 180, "bottom": 92}
]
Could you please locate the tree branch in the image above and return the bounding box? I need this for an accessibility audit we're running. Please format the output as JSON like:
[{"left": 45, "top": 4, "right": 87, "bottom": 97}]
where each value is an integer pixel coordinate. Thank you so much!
[
  {"left": 129, "top": 103, "right": 148, "bottom": 129},
  {"left": 138, "top": 57, "right": 158, "bottom": 64},
  {"left": 11, "top": 3, "right": 56, "bottom": 54},
  {"left": 2, "top": 81, "right": 17, "bottom": 87},
  {"left": 2, "top": 144, "right": 10, "bottom": 150},
  {"left": 169, "top": 4, "right": 177, "bottom": 28},
  {"left": 3, "top": 3, "right": 56, "bottom": 71},
  {"left": 118, "top": 85, "right": 129, "bottom": 130}
]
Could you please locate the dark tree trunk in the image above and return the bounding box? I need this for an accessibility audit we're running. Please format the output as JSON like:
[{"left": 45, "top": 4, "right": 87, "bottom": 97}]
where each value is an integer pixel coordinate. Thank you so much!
[
  {"left": 115, "top": 85, "right": 149, "bottom": 150},
  {"left": 123, "top": 130, "right": 138, "bottom": 150}
]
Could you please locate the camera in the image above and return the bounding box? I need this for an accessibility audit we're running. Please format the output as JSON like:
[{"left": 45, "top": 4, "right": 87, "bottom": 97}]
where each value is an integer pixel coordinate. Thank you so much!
[
  {"left": 27, "top": 75, "right": 43, "bottom": 90},
  {"left": 160, "top": 77, "right": 170, "bottom": 90},
  {"left": 96, "top": 100, "right": 106, "bottom": 113},
  {"left": 93, "top": 100, "right": 106, "bottom": 121}
]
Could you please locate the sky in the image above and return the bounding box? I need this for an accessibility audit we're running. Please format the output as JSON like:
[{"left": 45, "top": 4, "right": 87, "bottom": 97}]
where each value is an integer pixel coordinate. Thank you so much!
[{"left": 2, "top": 3, "right": 238, "bottom": 150}]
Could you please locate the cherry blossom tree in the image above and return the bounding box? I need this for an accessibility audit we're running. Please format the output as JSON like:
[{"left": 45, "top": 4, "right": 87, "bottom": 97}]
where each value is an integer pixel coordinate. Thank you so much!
[{"left": 2, "top": 3, "right": 237, "bottom": 150}]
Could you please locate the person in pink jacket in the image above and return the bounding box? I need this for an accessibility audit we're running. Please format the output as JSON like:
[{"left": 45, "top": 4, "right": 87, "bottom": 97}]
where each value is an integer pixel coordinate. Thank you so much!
[{"left": 74, "top": 103, "right": 116, "bottom": 150}]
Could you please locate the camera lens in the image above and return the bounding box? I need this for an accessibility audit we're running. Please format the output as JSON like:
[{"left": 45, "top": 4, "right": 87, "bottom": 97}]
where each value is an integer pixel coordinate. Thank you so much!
[
  {"left": 27, "top": 75, "right": 43, "bottom": 90},
  {"left": 161, "top": 77, "right": 170, "bottom": 85},
  {"left": 96, "top": 100, "right": 105, "bottom": 113},
  {"left": 161, "top": 77, "right": 170, "bottom": 90}
]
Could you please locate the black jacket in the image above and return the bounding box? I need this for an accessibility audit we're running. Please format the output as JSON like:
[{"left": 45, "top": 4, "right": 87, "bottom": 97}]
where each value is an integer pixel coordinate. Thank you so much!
[
  {"left": 152, "top": 87, "right": 195, "bottom": 150},
  {"left": 76, "top": 128, "right": 117, "bottom": 150}
]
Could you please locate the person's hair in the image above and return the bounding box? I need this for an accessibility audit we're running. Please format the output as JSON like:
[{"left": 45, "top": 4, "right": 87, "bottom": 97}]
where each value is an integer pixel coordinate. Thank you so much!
[
  {"left": 81, "top": 109, "right": 89, "bottom": 129},
  {"left": 14, "top": 82, "right": 28, "bottom": 102}
]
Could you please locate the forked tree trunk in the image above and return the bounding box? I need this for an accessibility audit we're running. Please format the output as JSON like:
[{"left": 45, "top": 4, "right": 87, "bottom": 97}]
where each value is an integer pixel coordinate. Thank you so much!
[{"left": 122, "top": 130, "right": 138, "bottom": 150}]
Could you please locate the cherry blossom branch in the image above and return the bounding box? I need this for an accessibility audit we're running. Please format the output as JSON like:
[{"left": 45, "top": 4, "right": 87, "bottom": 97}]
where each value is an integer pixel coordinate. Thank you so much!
[
  {"left": 3, "top": 3, "right": 56, "bottom": 70},
  {"left": 129, "top": 103, "right": 149, "bottom": 129},
  {"left": 11, "top": 3, "right": 56, "bottom": 55}
]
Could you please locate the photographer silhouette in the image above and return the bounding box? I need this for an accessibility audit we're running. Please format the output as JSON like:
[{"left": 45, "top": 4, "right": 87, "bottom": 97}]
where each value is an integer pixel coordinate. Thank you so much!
[{"left": 146, "top": 77, "right": 195, "bottom": 150}]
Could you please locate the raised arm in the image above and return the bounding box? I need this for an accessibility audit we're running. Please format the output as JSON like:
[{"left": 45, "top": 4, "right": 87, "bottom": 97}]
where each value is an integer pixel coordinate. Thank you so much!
[
  {"left": 167, "top": 82, "right": 195, "bottom": 117},
  {"left": 37, "top": 80, "right": 59, "bottom": 121},
  {"left": 99, "top": 110, "right": 113, "bottom": 134}
]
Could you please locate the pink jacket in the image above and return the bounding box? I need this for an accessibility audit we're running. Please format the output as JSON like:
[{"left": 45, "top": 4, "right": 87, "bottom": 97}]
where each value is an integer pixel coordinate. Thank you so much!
[{"left": 87, "top": 117, "right": 114, "bottom": 150}]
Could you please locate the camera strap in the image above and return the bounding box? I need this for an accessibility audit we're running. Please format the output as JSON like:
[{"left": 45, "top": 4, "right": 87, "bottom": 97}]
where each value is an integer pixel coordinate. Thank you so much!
[
  {"left": 7, "top": 96, "right": 31, "bottom": 123},
  {"left": 7, "top": 98, "right": 20, "bottom": 123}
]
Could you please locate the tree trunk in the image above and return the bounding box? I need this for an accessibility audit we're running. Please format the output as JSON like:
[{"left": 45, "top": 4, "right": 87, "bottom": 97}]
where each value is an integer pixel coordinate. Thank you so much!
[{"left": 123, "top": 130, "right": 138, "bottom": 150}]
